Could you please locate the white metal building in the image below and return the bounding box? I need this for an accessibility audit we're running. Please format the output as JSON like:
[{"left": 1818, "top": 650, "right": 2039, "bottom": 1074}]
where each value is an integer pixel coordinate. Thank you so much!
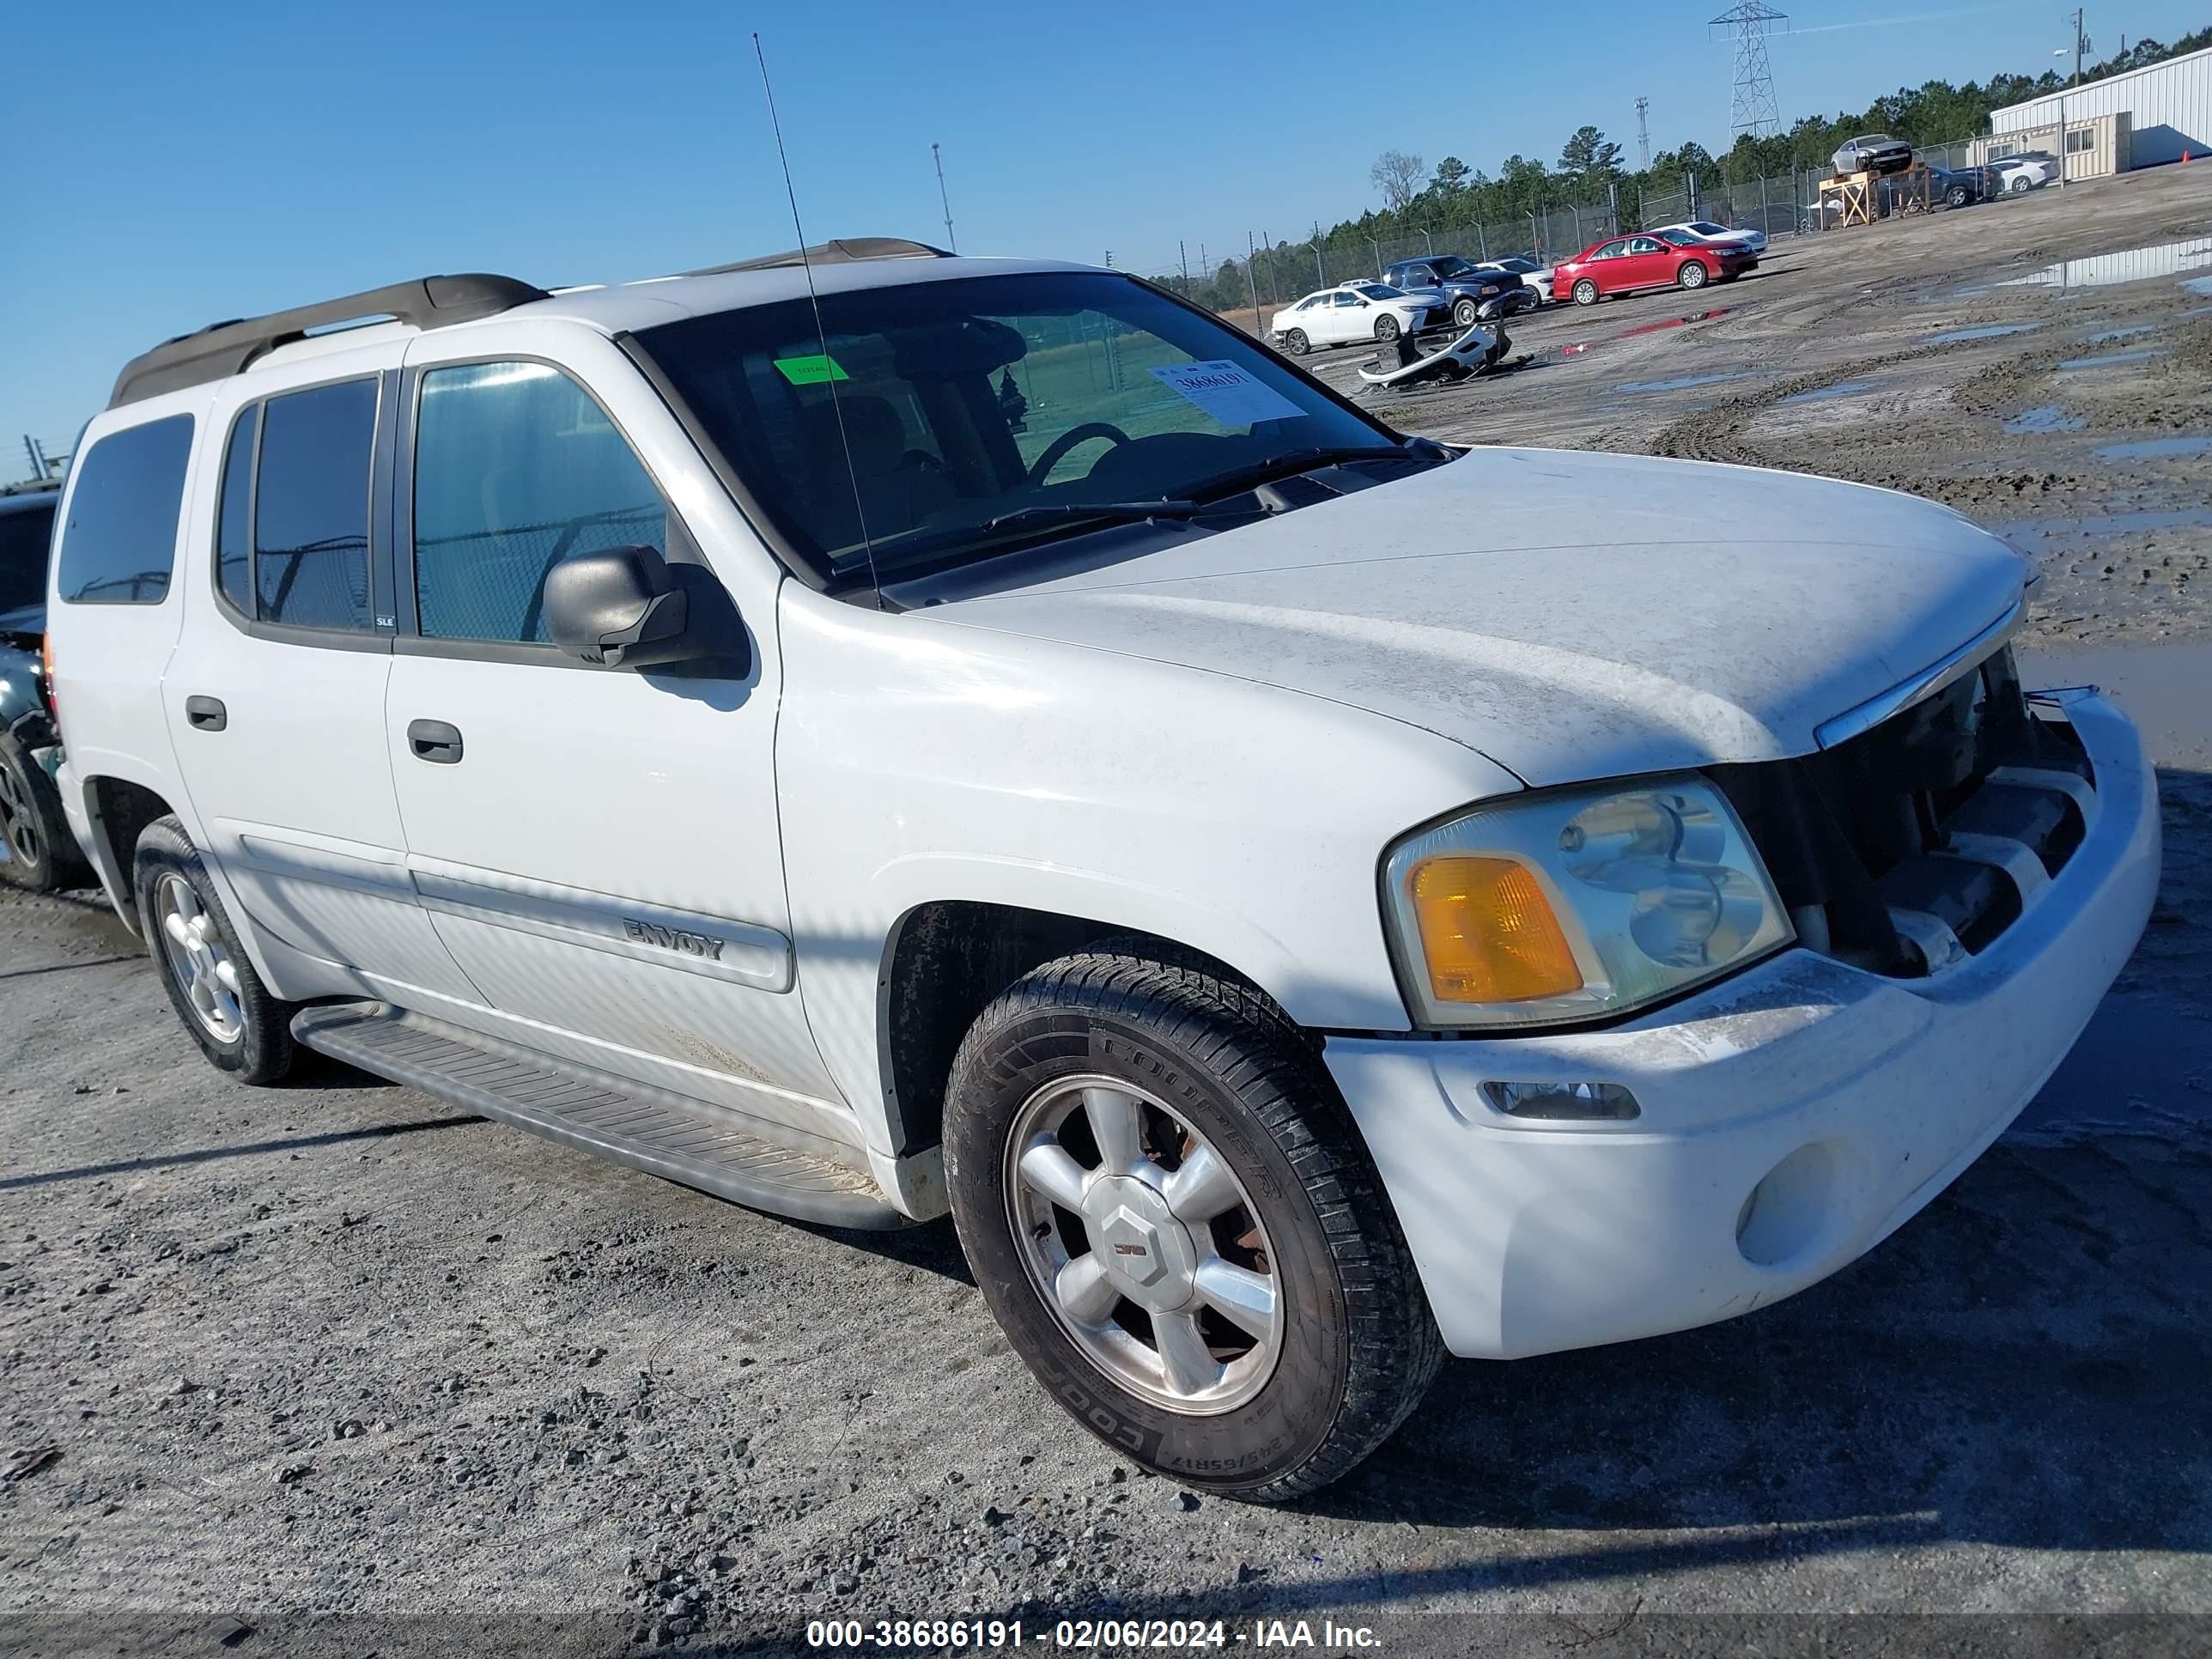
[{"left": 1988, "top": 44, "right": 2212, "bottom": 171}]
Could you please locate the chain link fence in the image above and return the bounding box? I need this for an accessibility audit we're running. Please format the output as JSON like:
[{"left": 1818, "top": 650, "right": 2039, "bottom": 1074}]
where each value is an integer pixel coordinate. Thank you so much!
[{"left": 1131, "top": 137, "right": 1990, "bottom": 328}]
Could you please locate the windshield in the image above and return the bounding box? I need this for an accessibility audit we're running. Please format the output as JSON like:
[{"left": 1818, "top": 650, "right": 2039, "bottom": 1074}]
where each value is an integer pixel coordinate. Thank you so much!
[
  {"left": 1355, "top": 284, "right": 1403, "bottom": 300},
  {"left": 1426, "top": 256, "right": 1474, "bottom": 279},
  {"left": 637, "top": 271, "right": 1398, "bottom": 585},
  {"left": 0, "top": 500, "right": 57, "bottom": 611},
  {"left": 1687, "top": 222, "right": 1730, "bottom": 236}
]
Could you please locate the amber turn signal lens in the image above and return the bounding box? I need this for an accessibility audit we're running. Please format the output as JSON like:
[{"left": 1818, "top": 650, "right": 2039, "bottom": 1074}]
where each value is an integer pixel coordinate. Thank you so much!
[{"left": 1407, "top": 855, "right": 1583, "bottom": 1003}]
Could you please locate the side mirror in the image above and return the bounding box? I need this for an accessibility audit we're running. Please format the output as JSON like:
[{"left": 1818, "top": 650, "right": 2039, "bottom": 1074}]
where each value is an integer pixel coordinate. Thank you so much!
[{"left": 544, "top": 545, "right": 701, "bottom": 670}]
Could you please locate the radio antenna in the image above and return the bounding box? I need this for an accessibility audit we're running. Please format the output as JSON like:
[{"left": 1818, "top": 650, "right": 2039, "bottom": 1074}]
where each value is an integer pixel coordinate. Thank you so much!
[{"left": 753, "top": 33, "right": 881, "bottom": 603}]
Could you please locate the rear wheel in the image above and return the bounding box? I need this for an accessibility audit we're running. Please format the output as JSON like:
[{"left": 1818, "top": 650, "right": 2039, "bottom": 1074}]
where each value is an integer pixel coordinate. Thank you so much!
[
  {"left": 1947, "top": 185, "right": 1971, "bottom": 208},
  {"left": 0, "top": 732, "right": 84, "bottom": 894},
  {"left": 2008, "top": 175, "right": 2030, "bottom": 194},
  {"left": 1373, "top": 315, "right": 1400, "bottom": 342},
  {"left": 1282, "top": 329, "right": 1310, "bottom": 356},
  {"left": 1678, "top": 259, "right": 1710, "bottom": 290},
  {"left": 1571, "top": 278, "right": 1599, "bottom": 307},
  {"left": 133, "top": 815, "right": 298, "bottom": 1084},
  {"left": 945, "top": 947, "right": 1443, "bottom": 1503}
]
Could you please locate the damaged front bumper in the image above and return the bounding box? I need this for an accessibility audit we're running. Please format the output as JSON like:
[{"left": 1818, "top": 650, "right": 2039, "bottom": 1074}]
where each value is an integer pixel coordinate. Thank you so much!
[{"left": 1325, "top": 691, "right": 2159, "bottom": 1360}]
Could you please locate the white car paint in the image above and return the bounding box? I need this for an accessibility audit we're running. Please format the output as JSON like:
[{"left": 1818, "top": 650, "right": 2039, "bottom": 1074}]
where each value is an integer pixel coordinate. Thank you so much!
[
  {"left": 1654, "top": 219, "right": 1769, "bottom": 255},
  {"left": 1990, "top": 154, "right": 2060, "bottom": 192},
  {"left": 50, "top": 251, "right": 2156, "bottom": 1364},
  {"left": 1267, "top": 283, "right": 1432, "bottom": 348}
]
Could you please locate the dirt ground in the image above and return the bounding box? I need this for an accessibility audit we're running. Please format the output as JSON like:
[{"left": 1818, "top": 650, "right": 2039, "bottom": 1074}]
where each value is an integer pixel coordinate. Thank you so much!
[{"left": 4, "top": 167, "right": 2211, "bottom": 1657}]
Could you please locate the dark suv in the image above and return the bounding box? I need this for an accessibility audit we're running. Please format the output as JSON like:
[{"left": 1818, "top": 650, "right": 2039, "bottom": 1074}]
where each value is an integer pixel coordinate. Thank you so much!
[
  {"left": 0, "top": 481, "right": 85, "bottom": 891},
  {"left": 1381, "top": 255, "right": 1527, "bottom": 325}
]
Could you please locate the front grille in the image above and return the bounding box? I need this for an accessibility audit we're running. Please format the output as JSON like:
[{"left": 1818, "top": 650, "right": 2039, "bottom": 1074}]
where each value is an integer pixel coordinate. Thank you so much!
[{"left": 1711, "top": 646, "right": 2094, "bottom": 976}]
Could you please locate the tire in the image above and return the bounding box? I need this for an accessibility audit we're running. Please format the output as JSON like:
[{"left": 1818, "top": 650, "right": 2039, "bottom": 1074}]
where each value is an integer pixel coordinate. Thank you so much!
[
  {"left": 1373, "top": 315, "right": 1400, "bottom": 343},
  {"left": 1948, "top": 186, "right": 1970, "bottom": 209},
  {"left": 1452, "top": 296, "right": 1480, "bottom": 327},
  {"left": 132, "top": 815, "right": 298, "bottom": 1084},
  {"left": 2009, "top": 175, "right": 2030, "bottom": 194},
  {"left": 0, "top": 731, "right": 86, "bottom": 894},
  {"left": 1571, "top": 278, "right": 1599, "bottom": 307},
  {"left": 1678, "top": 259, "right": 1709, "bottom": 290},
  {"left": 1283, "top": 329, "right": 1310, "bottom": 356},
  {"left": 944, "top": 947, "right": 1444, "bottom": 1504}
]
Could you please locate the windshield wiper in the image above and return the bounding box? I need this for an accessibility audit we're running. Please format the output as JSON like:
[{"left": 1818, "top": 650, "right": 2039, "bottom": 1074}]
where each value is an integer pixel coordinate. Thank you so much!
[
  {"left": 1168, "top": 444, "right": 1431, "bottom": 505},
  {"left": 967, "top": 498, "right": 1213, "bottom": 536},
  {"left": 848, "top": 446, "right": 1441, "bottom": 579}
]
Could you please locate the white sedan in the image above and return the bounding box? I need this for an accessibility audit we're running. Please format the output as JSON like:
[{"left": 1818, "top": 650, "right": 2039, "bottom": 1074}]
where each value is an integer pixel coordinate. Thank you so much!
[
  {"left": 1653, "top": 219, "right": 1769, "bottom": 256},
  {"left": 1267, "top": 283, "right": 1449, "bottom": 355},
  {"left": 1990, "top": 152, "right": 2060, "bottom": 193}
]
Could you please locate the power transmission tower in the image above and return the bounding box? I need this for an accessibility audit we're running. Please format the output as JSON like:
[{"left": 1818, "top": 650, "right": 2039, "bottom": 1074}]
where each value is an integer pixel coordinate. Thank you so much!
[
  {"left": 1708, "top": 2, "right": 1785, "bottom": 142},
  {"left": 1636, "top": 96, "right": 1650, "bottom": 169}
]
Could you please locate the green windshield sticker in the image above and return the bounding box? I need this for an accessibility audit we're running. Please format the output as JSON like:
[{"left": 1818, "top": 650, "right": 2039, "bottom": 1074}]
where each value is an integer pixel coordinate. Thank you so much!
[{"left": 773, "top": 353, "right": 849, "bottom": 386}]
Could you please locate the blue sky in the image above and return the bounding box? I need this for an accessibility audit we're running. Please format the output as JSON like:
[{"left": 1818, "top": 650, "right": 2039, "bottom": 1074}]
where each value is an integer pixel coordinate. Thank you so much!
[{"left": 6, "top": 0, "right": 2204, "bottom": 460}]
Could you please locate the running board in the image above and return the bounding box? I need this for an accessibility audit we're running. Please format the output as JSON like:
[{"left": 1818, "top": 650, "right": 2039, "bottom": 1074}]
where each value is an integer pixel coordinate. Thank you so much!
[{"left": 291, "top": 1002, "right": 911, "bottom": 1231}]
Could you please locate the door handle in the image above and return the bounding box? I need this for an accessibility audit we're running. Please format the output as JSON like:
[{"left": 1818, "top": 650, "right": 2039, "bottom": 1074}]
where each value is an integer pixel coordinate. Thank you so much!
[
  {"left": 185, "top": 696, "right": 227, "bottom": 732},
  {"left": 407, "top": 719, "right": 464, "bottom": 764}
]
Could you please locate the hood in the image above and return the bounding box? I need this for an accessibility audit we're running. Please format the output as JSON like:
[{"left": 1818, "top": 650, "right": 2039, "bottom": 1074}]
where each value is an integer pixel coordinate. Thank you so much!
[
  {"left": 0, "top": 601, "right": 43, "bottom": 642},
  {"left": 930, "top": 447, "right": 2027, "bottom": 788}
]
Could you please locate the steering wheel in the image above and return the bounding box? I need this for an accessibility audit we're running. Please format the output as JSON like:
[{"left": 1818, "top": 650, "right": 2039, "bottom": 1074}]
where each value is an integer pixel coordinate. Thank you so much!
[{"left": 1025, "top": 422, "right": 1132, "bottom": 486}]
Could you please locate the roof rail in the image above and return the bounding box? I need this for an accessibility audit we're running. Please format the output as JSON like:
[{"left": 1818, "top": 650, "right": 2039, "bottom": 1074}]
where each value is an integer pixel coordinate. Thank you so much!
[
  {"left": 681, "top": 238, "right": 951, "bottom": 277},
  {"left": 108, "top": 273, "right": 549, "bottom": 409}
]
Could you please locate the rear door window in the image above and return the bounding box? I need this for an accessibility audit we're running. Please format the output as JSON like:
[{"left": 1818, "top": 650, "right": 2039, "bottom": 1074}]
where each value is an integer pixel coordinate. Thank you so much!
[
  {"left": 252, "top": 380, "right": 379, "bottom": 631},
  {"left": 57, "top": 416, "right": 194, "bottom": 605}
]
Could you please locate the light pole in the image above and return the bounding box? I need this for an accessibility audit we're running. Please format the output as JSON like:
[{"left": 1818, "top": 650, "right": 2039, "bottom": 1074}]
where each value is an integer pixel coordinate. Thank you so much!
[{"left": 2057, "top": 9, "right": 2089, "bottom": 85}]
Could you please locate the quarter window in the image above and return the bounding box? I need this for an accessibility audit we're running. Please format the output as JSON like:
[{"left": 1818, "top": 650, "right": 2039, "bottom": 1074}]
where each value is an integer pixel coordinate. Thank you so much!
[
  {"left": 216, "top": 405, "right": 257, "bottom": 614},
  {"left": 252, "top": 380, "right": 379, "bottom": 631},
  {"left": 410, "top": 362, "right": 668, "bottom": 645},
  {"left": 57, "top": 415, "right": 193, "bottom": 605}
]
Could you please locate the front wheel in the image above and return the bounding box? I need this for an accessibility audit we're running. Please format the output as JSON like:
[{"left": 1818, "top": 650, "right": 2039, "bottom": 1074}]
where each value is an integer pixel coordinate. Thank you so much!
[
  {"left": 2009, "top": 175, "right": 2030, "bottom": 194},
  {"left": 1282, "top": 328, "right": 1310, "bottom": 356},
  {"left": 1678, "top": 260, "right": 1710, "bottom": 289},
  {"left": 945, "top": 948, "right": 1443, "bottom": 1503},
  {"left": 1452, "top": 296, "right": 1480, "bottom": 327},
  {"left": 133, "top": 815, "right": 298, "bottom": 1084},
  {"left": 1947, "top": 185, "right": 1971, "bottom": 208},
  {"left": 1571, "top": 278, "right": 1600, "bottom": 307},
  {"left": 1373, "top": 314, "right": 1401, "bottom": 342}
]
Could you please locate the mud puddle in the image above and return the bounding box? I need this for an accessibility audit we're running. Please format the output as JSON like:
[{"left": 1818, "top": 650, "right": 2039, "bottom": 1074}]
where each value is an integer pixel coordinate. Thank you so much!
[
  {"left": 1928, "top": 322, "right": 2043, "bottom": 343},
  {"left": 1996, "top": 507, "right": 2212, "bottom": 555},
  {"left": 1614, "top": 369, "right": 1754, "bottom": 394},
  {"left": 2096, "top": 435, "right": 2212, "bottom": 462},
  {"left": 1989, "top": 234, "right": 2212, "bottom": 294},
  {"left": 1781, "top": 379, "right": 1879, "bottom": 404},
  {"left": 2004, "top": 405, "right": 2086, "bottom": 433},
  {"left": 2057, "top": 346, "right": 2166, "bottom": 369}
]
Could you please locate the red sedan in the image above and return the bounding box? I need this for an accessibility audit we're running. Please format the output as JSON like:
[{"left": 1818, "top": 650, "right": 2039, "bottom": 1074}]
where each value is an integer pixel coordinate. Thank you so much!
[{"left": 1553, "top": 233, "right": 1755, "bottom": 306}]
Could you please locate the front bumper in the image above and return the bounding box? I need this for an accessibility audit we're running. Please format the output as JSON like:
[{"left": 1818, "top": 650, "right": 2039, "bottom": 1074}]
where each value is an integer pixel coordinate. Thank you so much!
[{"left": 1327, "top": 693, "right": 2159, "bottom": 1360}]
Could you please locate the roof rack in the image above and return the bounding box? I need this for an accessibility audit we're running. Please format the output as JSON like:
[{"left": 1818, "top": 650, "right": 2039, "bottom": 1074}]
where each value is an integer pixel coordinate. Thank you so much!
[
  {"left": 108, "top": 273, "right": 549, "bottom": 410},
  {"left": 680, "top": 238, "right": 951, "bottom": 277}
]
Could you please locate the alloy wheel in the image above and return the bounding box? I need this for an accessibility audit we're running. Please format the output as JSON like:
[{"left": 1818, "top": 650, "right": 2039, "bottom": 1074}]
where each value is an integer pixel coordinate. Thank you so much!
[
  {"left": 155, "top": 873, "right": 245, "bottom": 1043},
  {"left": 1004, "top": 1074, "right": 1283, "bottom": 1414},
  {"left": 0, "top": 760, "right": 40, "bottom": 866}
]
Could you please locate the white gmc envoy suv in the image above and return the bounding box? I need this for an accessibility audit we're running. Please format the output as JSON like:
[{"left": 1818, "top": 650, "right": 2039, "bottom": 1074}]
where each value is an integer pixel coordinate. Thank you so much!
[{"left": 46, "top": 241, "right": 2159, "bottom": 1500}]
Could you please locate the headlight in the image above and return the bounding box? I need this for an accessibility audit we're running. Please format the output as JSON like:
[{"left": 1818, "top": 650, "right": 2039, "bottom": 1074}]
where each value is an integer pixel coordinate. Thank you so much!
[{"left": 1382, "top": 776, "right": 1794, "bottom": 1030}]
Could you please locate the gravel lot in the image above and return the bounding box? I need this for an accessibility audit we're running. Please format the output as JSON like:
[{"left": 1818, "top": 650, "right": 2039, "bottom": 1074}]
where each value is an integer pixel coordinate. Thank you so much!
[{"left": 4, "top": 167, "right": 2210, "bottom": 1656}]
